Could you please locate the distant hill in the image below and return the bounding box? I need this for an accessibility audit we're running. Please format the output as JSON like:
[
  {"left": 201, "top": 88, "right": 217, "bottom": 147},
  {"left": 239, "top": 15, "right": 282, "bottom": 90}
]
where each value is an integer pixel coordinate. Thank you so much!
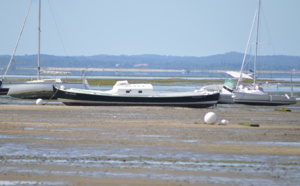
[{"left": 0, "top": 52, "right": 299, "bottom": 75}]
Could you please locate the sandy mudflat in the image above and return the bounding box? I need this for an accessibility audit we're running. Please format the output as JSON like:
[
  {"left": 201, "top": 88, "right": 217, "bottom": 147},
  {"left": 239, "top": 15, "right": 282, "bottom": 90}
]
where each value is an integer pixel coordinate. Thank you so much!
[{"left": 0, "top": 104, "right": 300, "bottom": 185}]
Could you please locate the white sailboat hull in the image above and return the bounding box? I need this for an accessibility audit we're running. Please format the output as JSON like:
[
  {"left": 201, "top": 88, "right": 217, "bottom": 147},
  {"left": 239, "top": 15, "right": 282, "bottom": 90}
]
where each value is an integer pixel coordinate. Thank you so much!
[
  {"left": 6, "top": 82, "right": 88, "bottom": 99},
  {"left": 233, "top": 92, "right": 296, "bottom": 105}
]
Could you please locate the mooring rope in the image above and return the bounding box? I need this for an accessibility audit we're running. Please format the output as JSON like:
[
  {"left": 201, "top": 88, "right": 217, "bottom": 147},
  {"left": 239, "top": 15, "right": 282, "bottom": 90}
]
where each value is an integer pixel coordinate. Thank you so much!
[{"left": 43, "top": 88, "right": 59, "bottom": 105}]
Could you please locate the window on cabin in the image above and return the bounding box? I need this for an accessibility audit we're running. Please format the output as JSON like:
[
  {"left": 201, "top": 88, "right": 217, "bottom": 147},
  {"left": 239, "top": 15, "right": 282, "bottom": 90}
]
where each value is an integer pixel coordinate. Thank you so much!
[
  {"left": 126, "top": 90, "right": 130, "bottom": 93},
  {"left": 138, "top": 90, "right": 142, "bottom": 93}
]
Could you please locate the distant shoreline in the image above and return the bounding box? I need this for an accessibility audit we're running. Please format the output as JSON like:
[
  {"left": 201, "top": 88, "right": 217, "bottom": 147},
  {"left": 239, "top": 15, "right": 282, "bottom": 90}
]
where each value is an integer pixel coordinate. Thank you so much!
[
  {"left": 14, "top": 67, "right": 300, "bottom": 74},
  {"left": 1, "top": 53, "right": 299, "bottom": 73}
]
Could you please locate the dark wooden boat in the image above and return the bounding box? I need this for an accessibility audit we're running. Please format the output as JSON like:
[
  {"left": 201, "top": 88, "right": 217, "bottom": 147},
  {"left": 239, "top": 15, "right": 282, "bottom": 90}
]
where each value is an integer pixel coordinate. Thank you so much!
[{"left": 53, "top": 81, "right": 220, "bottom": 108}]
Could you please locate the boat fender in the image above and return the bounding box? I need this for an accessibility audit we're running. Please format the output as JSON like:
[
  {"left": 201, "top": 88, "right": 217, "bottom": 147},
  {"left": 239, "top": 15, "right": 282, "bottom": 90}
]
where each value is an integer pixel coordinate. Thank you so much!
[
  {"left": 219, "top": 119, "right": 228, "bottom": 125},
  {"left": 204, "top": 112, "right": 217, "bottom": 125},
  {"left": 36, "top": 98, "right": 44, "bottom": 105},
  {"left": 60, "top": 85, "right": 65, "bottom": 90}
]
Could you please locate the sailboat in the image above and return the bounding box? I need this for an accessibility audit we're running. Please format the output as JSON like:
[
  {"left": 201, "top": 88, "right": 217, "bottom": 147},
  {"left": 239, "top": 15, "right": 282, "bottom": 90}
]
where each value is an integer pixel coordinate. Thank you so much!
[
  {"left": 232, "top": 0, "right": 296, "bottom": 105},
  {"left": 3, "top": 0, "right": 89, "bottom": 99}
]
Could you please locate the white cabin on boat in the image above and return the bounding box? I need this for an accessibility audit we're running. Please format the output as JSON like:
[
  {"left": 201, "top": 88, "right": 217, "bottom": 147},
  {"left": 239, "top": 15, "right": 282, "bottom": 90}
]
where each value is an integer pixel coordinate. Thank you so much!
[{"left": 111, "top": 81, "right": 154, "bottom": 95}]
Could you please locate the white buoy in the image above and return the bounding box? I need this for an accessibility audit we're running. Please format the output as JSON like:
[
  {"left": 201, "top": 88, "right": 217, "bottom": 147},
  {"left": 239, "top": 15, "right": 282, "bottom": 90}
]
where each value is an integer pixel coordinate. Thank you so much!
[
  {"left": 36, "top": 98, "right": 44, "bottom": 105},
  {"left": 204, "top": 112, "right": 217, "bottom": 124},
  {"left": 60, "top": 85, "right": 65, "bottom": 90},
  {"left": 220, "top": 119, "right": 229, "bottom": 125}
]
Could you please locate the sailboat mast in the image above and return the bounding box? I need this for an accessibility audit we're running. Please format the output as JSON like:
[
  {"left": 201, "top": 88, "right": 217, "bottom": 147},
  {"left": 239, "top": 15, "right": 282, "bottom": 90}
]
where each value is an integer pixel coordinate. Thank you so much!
[
  {"left": 254, "top": 0, "right": 261, "bottom": 85},
  {"left": 37, "top": 0, "right": 41, "bottom": 79}
]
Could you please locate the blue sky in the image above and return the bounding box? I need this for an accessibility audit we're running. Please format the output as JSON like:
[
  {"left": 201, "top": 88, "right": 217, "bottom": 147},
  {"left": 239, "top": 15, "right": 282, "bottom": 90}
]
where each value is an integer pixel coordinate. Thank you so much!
[{"left": 0, "top": 0, "right": 299, "bottom": 57}]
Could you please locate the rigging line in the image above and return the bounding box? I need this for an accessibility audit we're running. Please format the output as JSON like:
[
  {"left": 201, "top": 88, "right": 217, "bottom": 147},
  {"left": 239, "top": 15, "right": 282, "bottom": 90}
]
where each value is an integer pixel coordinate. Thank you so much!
[
  {"left": 2, "top": 0, "right": 33, "bottom": 80},
  {"left": 43, "top": 87, "right": 59, "bottom": 105},
  {"left": 236, "top": 10, "right": 257, "bottom": 88},
  {"left": 260, "top": 4, "right": 276, "bottom": 55},
  {"left": 47, "top": 0, "right": 69, "bottom": 57}
]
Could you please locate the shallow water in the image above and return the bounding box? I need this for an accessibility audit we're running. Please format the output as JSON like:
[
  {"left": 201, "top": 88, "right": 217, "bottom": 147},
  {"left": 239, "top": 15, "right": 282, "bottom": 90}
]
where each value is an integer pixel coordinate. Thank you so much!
[
  {"left": 1, "top": 132, "right": 299, "bottom": 164},
  {"left": 1, "top": 151, "right": 299, "bottom": 185},
  {"left": 0, "top": 166, "right": 283, "bottom": 185}
]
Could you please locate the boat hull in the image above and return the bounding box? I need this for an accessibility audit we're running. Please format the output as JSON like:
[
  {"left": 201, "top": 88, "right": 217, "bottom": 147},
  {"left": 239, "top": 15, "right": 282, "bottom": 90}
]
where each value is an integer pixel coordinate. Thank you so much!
[
  {"left": 218, "top": 93, "right": 234, "bottom": 104},
  {"left": 6, "top": 83, "right": 88, "bottom": 99},
  {"left": 54, "top": 86, "right": 220, "bottom": 108},
  {"left": 200, "top": 84, "right": 234, "bottom": 104},
  {"left": 233, "top": 92, "right": 296, "bottom": 106}
]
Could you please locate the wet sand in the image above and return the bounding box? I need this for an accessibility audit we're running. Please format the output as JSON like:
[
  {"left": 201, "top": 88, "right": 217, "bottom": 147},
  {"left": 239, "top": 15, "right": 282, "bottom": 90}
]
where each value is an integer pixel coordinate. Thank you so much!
[{"left": 0, "top": 104, "right": 300, "bottom": 185}]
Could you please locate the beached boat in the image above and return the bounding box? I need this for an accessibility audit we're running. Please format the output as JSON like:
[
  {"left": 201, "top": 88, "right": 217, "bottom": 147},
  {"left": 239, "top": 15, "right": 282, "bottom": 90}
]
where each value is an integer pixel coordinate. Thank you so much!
[
  {"left": 232, "top": 0, "right": 296, "bottom": 105},
  {"left": 53, "top": 80, "right": 220, "bottom": 108},
  {"left": 6, "top": 78, "right": 89, "bottom": 99},
  {"left": 4, "top": 0, "right": 88, "bottom": 99}
]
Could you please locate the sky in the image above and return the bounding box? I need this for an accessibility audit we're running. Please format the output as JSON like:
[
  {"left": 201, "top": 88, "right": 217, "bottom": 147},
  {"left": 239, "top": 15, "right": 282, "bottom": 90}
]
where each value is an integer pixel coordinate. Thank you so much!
[{"left": 0, "top": 0, "right": 299, "bottom": 57}]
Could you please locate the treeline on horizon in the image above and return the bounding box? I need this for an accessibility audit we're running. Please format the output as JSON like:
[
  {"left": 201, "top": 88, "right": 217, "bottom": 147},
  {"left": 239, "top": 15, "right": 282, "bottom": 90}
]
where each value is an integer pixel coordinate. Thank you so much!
[{"left": 0, "top": 52, "right": 299, "bottom": 74}]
